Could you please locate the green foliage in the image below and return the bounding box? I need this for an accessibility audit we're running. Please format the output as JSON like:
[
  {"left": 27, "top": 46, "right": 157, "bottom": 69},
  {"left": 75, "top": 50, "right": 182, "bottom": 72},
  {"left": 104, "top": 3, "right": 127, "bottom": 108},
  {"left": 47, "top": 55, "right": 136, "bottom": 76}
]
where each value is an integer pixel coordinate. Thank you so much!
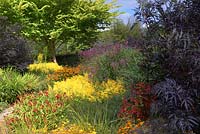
[
  {"left": 6, "top": 90, "right": 123, "bottom": 133},
  {"left": 66, "top": 97, "right": 123, "bottom": 134},
  {"left": 84, "top": 45, "right": 145, "bottom": 86},
  {"left": 98, "top": 19, "right": 143, "bottom": 44},
  {"left": 0, "top": 0, "right": 119, "bottom": 61},
  {"left": 0, "top": 68, "right": 3, "bottom": 75},
  {"left": 0, "top": 68, "right": 46, "bottom": 103}
]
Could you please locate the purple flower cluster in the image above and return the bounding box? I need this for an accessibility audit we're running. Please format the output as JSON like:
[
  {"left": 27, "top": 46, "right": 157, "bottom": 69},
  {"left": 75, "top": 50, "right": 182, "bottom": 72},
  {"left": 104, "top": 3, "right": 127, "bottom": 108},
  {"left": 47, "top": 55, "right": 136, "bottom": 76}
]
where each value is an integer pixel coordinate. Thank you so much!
[{"left": 79, "top": 43, "right": 128, "bottom": 60}]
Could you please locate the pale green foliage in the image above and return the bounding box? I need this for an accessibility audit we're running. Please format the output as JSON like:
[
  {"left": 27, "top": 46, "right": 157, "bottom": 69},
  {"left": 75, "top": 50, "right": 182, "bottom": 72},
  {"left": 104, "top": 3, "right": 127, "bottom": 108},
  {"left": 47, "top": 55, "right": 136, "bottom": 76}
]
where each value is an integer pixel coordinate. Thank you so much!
[
  {"left": 98, "top": 19, "right": 143, "bottom": 44},
  {"left": 0, "top": 0, "right": 118, "bottom": 60},
  {"left": 0, "top": 68, "right": 46, "bottom": 103}
]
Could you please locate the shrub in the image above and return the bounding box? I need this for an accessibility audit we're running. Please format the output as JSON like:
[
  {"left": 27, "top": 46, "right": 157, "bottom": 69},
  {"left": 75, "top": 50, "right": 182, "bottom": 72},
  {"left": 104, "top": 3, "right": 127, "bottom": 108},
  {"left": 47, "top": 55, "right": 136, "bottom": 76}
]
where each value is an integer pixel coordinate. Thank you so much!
[
  {"left": 136, "top": 0, "right": 200, "bottom": 133},
  {"left": 81, "top": 44, "right": 145, "bottom": 85},
  {"left": 0, "top": 16, "right": 32, "bottom": 71},
  {"left": 0, "top": 68, "right": 45, "bottom": 103},
  {"left": 151, "top": 79, "right": 199, "bottom": 133},
  {"left": 28, "top": 62, "right": 62, "bottom": 74},
  {"left": 5, "top": 91, "right": 70, "bottom": 133},
  {"left": 118, "top": 82, "right": 153, "bottom": 121}
]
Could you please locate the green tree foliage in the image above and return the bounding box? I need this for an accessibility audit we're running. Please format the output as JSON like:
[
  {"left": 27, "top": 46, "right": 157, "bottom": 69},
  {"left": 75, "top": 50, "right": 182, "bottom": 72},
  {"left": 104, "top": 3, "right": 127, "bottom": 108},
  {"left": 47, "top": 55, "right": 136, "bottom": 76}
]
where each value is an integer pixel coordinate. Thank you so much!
[
  {"left": 0, "top": 0, "right": 118, "bottom": 62},
  {"left": 98, "top": 18, "right": 144, "bottom": 45}
]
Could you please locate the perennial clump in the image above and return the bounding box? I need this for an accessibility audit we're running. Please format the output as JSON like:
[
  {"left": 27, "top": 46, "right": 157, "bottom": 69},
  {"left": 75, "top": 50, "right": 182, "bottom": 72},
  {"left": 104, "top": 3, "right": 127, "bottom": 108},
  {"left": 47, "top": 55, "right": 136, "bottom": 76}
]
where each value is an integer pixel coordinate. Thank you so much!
[
  {"left": 28, "top": 62, "right": 62, "bottom": 73},
  {"left": 49, "top": 74, "right": 125, "bottom": 101}
]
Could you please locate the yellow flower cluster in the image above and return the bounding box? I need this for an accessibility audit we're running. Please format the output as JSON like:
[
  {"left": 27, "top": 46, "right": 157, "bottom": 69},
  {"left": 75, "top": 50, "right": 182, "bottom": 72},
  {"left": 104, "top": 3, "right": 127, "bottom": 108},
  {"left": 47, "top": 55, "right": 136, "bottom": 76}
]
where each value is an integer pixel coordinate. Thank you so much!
[
  {"left": 95, "top": 79, "right": 125, "bottom": 100},
  {"left": 32, "top": 126, "right": 48, "bottom": 134},
  {"left": 118, "top": 120, "right": 144, "bottom": 134},
  {"left": 50, "top": 74, "right": 95, "bottom": 98},
  {"left": 28, "top": 62, "right": 62, "bottom": 73},
  {"left": 51, "top": 124, "right": 96, "bottom": 134},
  {"left": 49, "top": 74, "right": 125, "bottom": 101}
]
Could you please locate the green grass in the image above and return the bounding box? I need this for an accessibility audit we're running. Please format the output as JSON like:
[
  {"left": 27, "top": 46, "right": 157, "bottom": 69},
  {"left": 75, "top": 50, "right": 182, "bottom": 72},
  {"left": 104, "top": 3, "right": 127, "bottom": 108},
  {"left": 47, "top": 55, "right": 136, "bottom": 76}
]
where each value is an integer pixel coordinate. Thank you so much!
[{"left": 65, "top": 95, "right": 124, "bottom": 134}]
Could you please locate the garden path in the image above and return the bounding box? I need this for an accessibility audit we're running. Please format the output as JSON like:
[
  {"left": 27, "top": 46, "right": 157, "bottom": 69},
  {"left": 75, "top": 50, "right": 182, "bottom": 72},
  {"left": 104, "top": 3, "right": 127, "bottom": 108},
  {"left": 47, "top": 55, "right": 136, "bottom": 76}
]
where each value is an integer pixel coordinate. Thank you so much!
[{"left": 0, "top": 107, "right": 14, "bottom": 134}]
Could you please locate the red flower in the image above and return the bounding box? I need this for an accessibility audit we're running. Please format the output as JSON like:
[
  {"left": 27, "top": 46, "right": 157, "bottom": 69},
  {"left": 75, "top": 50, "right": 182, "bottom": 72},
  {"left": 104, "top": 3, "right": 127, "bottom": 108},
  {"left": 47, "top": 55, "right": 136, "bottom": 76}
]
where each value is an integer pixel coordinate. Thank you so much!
[
  {"left": 44, "top": 91, "right": 49, "bottom": 96},
  {"left": 33, "top": 108, "right": 39, "bottom": 113},
  {"left": 55, "top": 94, "right": 61, "bottom": 99}
]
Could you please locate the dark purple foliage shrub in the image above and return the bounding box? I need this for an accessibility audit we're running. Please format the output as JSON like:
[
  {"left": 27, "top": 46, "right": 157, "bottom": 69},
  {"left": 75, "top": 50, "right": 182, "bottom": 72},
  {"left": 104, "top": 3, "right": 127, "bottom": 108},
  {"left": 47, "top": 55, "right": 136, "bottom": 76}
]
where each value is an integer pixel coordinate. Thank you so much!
[
  {"left": 136, "top": 0, "right": 200, "bottom": 133},
  {"left": 0, "top": 16, "right": 32, "bottom": 71},
  {"left": 152, "top": 79, "right": 199, "bottom": 132}
]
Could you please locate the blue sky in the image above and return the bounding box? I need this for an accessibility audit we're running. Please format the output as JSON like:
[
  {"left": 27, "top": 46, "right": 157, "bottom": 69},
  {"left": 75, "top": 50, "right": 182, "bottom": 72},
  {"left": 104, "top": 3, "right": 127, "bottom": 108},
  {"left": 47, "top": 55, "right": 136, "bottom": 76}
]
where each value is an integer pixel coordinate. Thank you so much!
[{"left": 106, "top": 0, "right": 139, "bottom": 24}]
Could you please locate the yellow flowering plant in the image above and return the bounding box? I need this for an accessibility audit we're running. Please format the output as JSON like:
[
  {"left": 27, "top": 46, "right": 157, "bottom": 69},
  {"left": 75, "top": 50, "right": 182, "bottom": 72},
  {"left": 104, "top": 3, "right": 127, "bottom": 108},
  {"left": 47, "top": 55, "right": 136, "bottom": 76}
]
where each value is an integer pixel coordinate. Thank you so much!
[
  {"left": 94, "top": 79, "right": 125, "bottom": 100},
  {"left": 50, "top": 74, "right": 95, "bottom": 99},
  {"left": 50, "top": 123, "right": 96, "bottom": 134},
  {"left": 28, "top": 62, "right": 62, "bottom": 74},
  {"left": 49, "top": 74, "right": 125, "bottom": 101}
]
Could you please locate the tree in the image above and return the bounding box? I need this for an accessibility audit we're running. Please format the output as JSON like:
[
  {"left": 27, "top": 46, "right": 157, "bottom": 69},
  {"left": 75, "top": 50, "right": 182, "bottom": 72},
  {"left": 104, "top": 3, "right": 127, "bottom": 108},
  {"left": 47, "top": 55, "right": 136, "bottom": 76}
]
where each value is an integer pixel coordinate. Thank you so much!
[{"left": 0, "top": 0, "right": 118, "bottom": 62}]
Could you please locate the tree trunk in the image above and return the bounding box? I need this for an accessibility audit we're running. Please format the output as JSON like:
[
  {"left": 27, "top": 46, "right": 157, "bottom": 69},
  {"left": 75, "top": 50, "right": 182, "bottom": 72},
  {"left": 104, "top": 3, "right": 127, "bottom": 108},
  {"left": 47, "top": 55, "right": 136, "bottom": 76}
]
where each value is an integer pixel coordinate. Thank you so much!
[{"left": 47, "top": 40, "right": 57, "bottom": 63}]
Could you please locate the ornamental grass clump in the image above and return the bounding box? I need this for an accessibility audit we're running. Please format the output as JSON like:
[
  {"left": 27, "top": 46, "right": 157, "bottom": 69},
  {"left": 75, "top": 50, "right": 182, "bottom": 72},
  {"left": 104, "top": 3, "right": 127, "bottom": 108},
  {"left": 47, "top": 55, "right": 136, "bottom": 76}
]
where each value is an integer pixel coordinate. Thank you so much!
[{"left": 0, "top": 67, "right": 45, "bottom": 103}]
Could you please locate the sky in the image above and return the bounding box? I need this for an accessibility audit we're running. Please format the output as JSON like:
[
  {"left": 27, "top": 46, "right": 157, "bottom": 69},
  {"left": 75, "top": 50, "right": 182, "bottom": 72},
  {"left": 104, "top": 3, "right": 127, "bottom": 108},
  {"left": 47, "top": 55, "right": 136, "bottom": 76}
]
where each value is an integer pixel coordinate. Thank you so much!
[{"left": 106, "top": 0, "right": 139, "bottom": 24}]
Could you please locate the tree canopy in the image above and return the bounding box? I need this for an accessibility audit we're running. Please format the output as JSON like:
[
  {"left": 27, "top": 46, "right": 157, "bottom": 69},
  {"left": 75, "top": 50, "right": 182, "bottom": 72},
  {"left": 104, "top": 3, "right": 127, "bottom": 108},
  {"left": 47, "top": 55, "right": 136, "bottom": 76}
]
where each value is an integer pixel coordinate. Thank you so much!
[{"left": 0, "top": 0, "right": 118, "bottom": 62}]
